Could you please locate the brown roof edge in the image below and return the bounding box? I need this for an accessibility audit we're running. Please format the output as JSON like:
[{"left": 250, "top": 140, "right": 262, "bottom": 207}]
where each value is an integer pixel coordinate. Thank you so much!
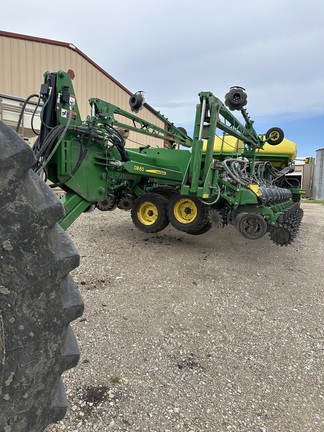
[{"left": 0, "top": 30, "right": 160, "bottom": 117}]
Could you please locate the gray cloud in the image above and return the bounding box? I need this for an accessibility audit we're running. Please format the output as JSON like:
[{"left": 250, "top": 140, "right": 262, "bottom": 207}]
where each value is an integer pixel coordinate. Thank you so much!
[{"left": 1, "top": 0, "right": 324, "bottom": 130}]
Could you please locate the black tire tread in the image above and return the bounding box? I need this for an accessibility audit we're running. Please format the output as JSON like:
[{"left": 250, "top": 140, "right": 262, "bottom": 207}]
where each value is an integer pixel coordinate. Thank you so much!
[
  {"left": 131, "top": 193, "right": 169, "bottom": 233},
  {"left": 168, "top": 194, "right": 209, "bottom": 233},
  {"left": 185, "top": 218, "right": 213, "bottom": 235},
  {"left": 0, "top": 122, "right": 84, "bottom": 431}
]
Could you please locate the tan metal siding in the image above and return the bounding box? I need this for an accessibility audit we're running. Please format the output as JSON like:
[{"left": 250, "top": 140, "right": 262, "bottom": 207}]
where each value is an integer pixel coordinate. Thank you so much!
[{"left": 0, "top": 34, "right": 165, "bottom": 148}]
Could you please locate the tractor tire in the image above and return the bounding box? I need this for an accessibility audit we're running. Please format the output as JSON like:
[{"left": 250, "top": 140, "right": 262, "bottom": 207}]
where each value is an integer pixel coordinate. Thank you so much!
[{"left": 0, "top": 122, "right": 84, "bottom": 432}]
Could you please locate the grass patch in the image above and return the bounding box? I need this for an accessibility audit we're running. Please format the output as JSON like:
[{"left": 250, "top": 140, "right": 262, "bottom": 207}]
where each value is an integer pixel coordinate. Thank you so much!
[
  {"left": 110, "top": 375, "right": 122, "bottom": 384},
  {"left": 302, "top": 199, "right": 324, "bottom": 205}
]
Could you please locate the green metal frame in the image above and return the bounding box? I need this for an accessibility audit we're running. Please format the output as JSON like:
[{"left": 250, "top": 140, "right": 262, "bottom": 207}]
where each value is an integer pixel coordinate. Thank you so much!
[{"left": 36, "top": 70, "right": 301, "bottom": 231}]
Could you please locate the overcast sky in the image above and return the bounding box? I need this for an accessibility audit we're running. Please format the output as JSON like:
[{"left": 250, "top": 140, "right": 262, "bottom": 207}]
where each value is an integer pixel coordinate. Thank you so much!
[{"left": 1, "top": 0, "right": 324, "bottom": 156}]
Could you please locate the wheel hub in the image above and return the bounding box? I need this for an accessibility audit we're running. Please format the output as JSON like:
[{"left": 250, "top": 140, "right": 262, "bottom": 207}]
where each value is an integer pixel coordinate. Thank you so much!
[
  {"left": 137, "top": 202, "right": 158, "bottom": 226},
  {"left": 174, "top": 198, "right": 197, "bottom": 224}
]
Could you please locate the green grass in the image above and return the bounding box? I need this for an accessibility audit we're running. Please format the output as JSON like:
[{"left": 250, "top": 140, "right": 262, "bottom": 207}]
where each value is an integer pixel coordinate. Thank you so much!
[
  {"left": 302, "top": 199, "right": 324, "bottom": 205},
  {"left": 110, "top": 375, "right": 122, "bottom": 384}
]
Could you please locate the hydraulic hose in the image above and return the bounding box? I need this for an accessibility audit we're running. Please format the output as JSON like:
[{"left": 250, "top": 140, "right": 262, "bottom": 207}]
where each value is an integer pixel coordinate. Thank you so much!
[{"left": 16, "top": 94, "right": 40, "bottom": 133}]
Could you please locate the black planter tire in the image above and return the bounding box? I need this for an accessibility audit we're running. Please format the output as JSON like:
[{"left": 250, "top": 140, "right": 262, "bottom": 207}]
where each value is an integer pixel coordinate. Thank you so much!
[
  {"left": 131, "top": 193, "right": 169, "bottom": 233},
  {"left": 265, "top": 127, "right": 284, "bottom": 145},
  {"left": 168, "top": 194, "right": 209, "bottom": 233},
  {"left": 185, "top": 219, "right": 213, "bottom": 235},
  {"left": 152, "top": 186, "right": 177, "bottom": 200},
  {"left": 0, "top": 122, "right": 84, "bottom": 432}
]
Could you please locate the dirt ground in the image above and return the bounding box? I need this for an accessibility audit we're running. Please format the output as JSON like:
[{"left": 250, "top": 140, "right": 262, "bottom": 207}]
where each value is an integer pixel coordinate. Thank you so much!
[{"left": 46, "top": 202, "right": 324, "bottom": 432}]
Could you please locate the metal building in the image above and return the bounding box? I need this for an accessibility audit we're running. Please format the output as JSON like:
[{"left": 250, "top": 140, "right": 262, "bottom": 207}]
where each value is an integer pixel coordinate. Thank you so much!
[
  {"left": 315, "top": 148, "right": 324, "bottom": 200},
  {"left": 0, "top": 30, "right": 165, "bottom": 148},
  {"left": 290, "top": 160, "right": 315, "bottom": 198}
]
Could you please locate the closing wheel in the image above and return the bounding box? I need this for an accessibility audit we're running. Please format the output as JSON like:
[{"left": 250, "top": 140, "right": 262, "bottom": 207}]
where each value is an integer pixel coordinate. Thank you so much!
[
  {"left": 96, "top": 193, "right": 116, "bottom": 211},
  {"left": 0, "top": 122, "right": 84, "bottom": 431},
  {"left": 117, "top": 190, "right": 134, "bottom": 211},
  {"left": 235, "top": 212, "right": 268, "bottom": 240},
  {"left": 131, "top": 193, "right": 169, "bottom": 233},
  {"left": 168, "top": 194, "right": 209, "bottom": 232},
  {"left": 269, "top": 226, "right": 292, "bottom": 246},
  {"left": 224, "top": 86, "right": 248, "bottom": 111},
  {"left": 129, "top": 91, "right": 145, "bottom": 113},
  {"left": 266, "top": 127, "right": 284, "bottom": 145}
]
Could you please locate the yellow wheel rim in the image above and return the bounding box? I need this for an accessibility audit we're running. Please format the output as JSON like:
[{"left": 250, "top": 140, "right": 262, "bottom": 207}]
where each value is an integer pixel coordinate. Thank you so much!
[
  {"left": 270, "top": 131, "right": 279, "bottom": 140},
  {"left": 173, "top": 198, "right": 198, "bottom": 224},
  {"left": 137, "top": 201, "right": 158, "bottom": 226}
]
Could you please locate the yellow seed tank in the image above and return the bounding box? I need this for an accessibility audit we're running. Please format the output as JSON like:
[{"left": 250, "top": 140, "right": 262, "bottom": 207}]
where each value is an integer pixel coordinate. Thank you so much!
[{"left": 203, "top": 135, "right": 297, "bottom": 168}]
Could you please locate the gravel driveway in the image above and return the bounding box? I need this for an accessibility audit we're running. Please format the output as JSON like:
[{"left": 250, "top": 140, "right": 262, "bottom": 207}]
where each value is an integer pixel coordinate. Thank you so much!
[{"left": 46, "top": 202, "right": 324, "bottom": 432}]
